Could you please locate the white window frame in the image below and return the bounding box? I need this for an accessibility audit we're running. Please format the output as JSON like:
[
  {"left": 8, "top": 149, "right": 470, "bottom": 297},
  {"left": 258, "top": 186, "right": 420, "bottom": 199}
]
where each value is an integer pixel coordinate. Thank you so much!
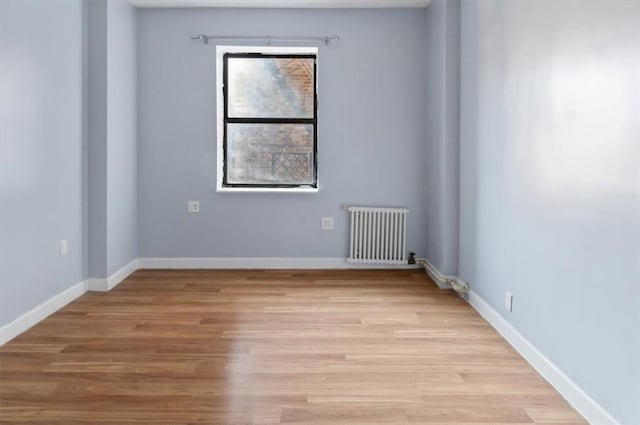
[{"left": 216, "top": 45, "right": 319, "bottom": 193}]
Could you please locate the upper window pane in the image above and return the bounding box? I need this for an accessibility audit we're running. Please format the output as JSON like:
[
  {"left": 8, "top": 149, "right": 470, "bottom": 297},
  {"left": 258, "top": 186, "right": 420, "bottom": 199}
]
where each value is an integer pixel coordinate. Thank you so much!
[{"left": 227, "top": 56, "right": 315, "bottom": 118}]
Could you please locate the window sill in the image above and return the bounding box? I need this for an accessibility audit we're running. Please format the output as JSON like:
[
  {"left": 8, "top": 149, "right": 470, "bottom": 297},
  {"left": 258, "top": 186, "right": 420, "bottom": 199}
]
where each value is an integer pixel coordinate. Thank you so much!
[{"left": 217, "top": 187, "right": 319, "bottom": 194}]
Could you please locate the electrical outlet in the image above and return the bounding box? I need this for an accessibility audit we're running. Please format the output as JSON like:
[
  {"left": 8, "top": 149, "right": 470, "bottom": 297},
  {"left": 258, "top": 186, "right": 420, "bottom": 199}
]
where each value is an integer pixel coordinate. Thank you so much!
[
  {"left": 321, "top": 217, "right": 334, "bottom": 230},
  {"left": 505, "top": 291, "right": 513, "bottom": 312},
  {"left": 60, "top": 240, "right": 68, "bottom": 256},
  {"left": 187, "top": 201, "right": 200, "bottom": 213}
]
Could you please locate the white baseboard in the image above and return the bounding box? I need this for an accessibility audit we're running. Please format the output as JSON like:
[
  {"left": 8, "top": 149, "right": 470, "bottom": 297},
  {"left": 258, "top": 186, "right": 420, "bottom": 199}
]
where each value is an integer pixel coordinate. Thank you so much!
[
  {"left": 88, "top": 259, "right": 139, "bottom": 292},
  {"left": 0, "top": 257, "right": 416, "bottom": 346},
  {"left": 0, "top": 280, "right": 88, "bottom": 346},
  {"left": 137, "top": 257, "right": 421, "bottom": 270},
  {"left": 468, "top": 290, "right": 620, "bottom": 425},
  {"left": 0, "top": 257, "right": 621, "bottom": 425}
]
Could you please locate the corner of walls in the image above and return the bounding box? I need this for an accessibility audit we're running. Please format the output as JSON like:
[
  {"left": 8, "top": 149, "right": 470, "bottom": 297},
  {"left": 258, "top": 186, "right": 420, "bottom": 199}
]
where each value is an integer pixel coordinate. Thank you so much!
[
  {"left": 105, "top": 0, "right": 138, "bottom": 276},
  {"left": 82, "top": 0, "right": 89, "bottom": 281},
  {"left": 87, "top": 0, "right": 108, "bottom": 279},
  {"left": 88, "top": 258, "right": 138, "bottom": 292},
  {"left": 423, "top": 0, "right": 460, "bottom": 276},
  {"left": 87, "top": 0, "right": 139, "bottom": 279},
  {"left": 442, "top": 0, "right": 460, "bottom": 276}
]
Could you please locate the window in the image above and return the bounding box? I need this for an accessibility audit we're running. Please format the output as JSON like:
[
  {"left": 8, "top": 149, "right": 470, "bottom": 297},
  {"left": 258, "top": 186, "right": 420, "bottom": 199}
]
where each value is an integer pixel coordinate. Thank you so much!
[{"left": 217, "top": 46, "right": 318, "bottom": 192}]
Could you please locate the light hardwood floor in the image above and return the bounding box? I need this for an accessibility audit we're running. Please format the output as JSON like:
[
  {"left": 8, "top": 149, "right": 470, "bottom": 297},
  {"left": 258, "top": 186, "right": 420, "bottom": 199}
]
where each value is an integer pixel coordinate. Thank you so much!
[{"left": 0, "top": 269, "right": 586, "bottom": 424}]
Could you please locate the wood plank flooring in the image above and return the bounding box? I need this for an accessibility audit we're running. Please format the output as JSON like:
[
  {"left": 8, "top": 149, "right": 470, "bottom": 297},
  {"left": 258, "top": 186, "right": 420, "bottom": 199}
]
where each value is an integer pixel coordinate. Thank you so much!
[{"left": 0, "top": 269, "right": 586, "bottom": 424}]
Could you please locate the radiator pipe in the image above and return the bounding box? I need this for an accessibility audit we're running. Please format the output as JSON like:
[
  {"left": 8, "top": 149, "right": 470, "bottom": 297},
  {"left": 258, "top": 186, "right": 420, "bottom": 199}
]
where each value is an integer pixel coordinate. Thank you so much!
[{"left": 415, "top": 258, "right": 470, "bottom": 295}]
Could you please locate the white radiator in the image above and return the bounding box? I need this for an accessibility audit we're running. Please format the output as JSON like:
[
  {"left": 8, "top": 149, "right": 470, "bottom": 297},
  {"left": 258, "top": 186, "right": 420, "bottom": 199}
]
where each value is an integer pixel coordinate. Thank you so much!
[{"left": 347, "top": 206, "right": 409, "bottom": 264}]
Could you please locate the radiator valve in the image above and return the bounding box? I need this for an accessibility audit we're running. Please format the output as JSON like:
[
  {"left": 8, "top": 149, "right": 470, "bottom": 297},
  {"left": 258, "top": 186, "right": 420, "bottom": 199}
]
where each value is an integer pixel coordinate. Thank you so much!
[{"left": 408, "top": 252, "right": 416, "bottom": 264}]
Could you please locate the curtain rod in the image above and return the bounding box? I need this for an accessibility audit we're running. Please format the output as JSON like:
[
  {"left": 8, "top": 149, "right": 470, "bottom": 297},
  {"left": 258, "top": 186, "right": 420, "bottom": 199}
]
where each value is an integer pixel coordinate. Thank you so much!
[{"left": 191, "top": 34, "right": 340, "bottom": 45}]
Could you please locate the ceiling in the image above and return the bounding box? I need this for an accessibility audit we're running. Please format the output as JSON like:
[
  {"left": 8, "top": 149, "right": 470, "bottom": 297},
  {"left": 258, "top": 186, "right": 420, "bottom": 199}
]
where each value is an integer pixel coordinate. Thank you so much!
[{"left": 129, "top": 0, "right": 431, "bottom": 8}]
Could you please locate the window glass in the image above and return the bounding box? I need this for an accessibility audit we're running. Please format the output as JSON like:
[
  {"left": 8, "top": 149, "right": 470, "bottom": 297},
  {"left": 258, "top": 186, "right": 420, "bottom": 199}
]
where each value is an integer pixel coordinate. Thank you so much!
[
  {"left": 227, "top": 57, "right": 315, "bottom": 119},
  {"left": 222, "top": 52, "right": 317, "bottom": 189},
  {"left": 226, "top": 123, "right": 314, "bottom": 185}
]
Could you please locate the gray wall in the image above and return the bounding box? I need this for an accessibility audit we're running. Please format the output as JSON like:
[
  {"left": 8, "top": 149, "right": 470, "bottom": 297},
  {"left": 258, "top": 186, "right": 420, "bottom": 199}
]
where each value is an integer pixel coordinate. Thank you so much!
[
  {"left": 106, "top": 0, "right": 138, "bottom": 275},
  {"left": 459, "top": 1, "right": 640, "bottom": 423},
  {"left": 88, "top": 0, "right": 138, "bottom": 278},
  {"left": 137, "top": 8, "right": 429, "bottom": 258},
  {"left": 0, "top": 0, "right": 85, "bottom": 325},
  {"left": 87, "top": 0, "right": 108, "bottom": 278},
  {"left": 423, "top": 0, "right": 459, "bottom": 275}
]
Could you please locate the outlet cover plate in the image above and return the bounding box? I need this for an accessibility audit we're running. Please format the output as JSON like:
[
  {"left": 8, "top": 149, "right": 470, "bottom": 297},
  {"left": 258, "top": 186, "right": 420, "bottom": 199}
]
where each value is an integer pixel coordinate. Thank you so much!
[
  {"left": 505, "top": 291, "right": 513, "bottom": 312},
  {"left": 60, "top": 240, "right": 68, "bottom": 256},
  {"left": 188, "top": 201, "right": 200, "bottom": 213},
  {"left": 321, "top": 217, "right": 334, "bottom": 230}
]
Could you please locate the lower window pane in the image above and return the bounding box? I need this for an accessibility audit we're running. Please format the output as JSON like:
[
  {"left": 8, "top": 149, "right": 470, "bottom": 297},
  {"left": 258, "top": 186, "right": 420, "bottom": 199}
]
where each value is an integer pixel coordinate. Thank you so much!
[{"left": 226, "top": 123, "right": 315, "bottom": 185}]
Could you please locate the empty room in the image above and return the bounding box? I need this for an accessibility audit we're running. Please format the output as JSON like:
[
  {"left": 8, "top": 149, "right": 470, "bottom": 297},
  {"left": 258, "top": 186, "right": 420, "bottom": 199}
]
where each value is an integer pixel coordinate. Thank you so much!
[{"left": 0, "top": 0, "right": 638, "bottom": 424}]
